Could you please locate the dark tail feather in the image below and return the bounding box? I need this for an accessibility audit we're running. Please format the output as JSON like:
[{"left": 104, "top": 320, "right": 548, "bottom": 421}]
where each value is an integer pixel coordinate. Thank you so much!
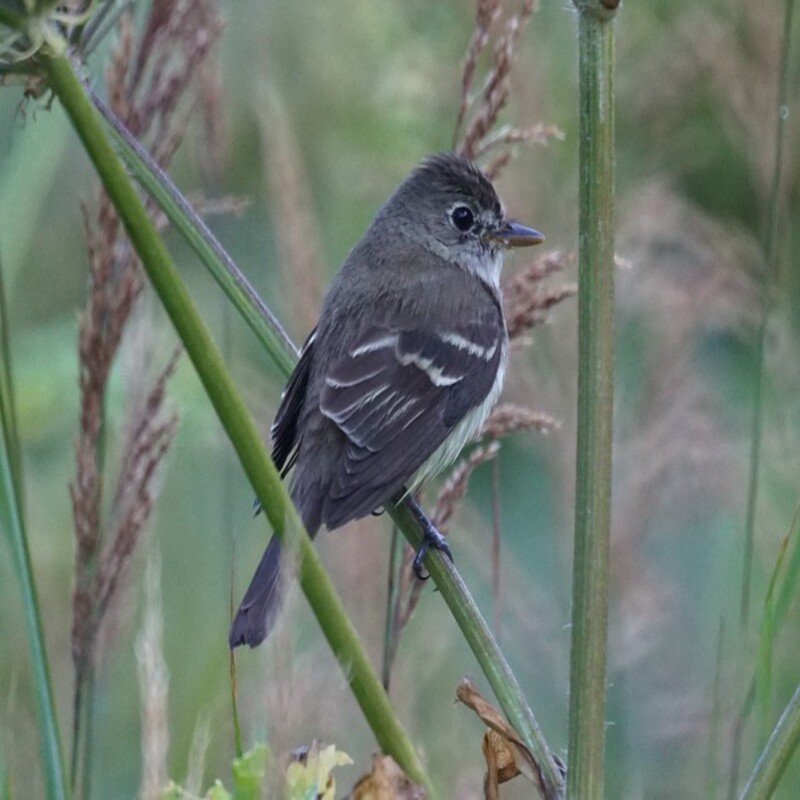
[
  {"left": 229, "top": 535, "right": 284, "bottom": 648},
  {"left": 229, "top": 484, "right": 325, "bottom": 649}
]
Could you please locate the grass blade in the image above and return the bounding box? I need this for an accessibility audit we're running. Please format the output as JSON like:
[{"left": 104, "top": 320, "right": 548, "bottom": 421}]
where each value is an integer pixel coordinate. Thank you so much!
[
  {"left": 89, "top": 88, "right": 297, "bottom": 379},
  {"left": 0, "top": 263, "right": 69, "bottom": 799},
  {"left": 739, "top": 0, "right": 795, "bottom": 628},
  {"left": 0, "top": 255, "right": 21, "bottom": 503},
  {"left": 740, "top": 682, "right": 800, "bottom": 800}
]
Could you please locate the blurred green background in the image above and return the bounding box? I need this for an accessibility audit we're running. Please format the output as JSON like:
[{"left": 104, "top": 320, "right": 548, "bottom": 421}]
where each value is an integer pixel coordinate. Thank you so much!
[{"left": 2, "top": 1, "right": 800, "bottom": 797}]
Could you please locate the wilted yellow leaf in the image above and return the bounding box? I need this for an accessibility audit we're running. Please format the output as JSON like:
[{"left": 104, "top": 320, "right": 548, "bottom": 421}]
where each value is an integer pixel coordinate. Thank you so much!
[
  {"left": 456, "top": 679, "right": 551, "bottom": 798},
  {"left": 351, "top": 754, "right": 426, "bottom": 800}
]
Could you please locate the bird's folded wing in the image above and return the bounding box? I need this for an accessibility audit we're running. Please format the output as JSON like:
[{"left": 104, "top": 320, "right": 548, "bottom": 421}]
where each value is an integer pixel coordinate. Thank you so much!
[
  {"left": 319, "top": 317, "right": 502, "bottom": 526},
  {"left": 271, "top": 328, "right": 316, "bottom": 475}
]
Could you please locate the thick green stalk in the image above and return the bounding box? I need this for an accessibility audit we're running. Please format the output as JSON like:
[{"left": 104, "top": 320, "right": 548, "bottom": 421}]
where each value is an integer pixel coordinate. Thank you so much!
[
  {"left": 568, "top": 2, "right": 617, "bottom": 798},
  {"left": 41, "top": 53, "right": 434, "bottom": 797},
  {"left": 91, "top": 74, "right": 564, "bottom": 794},
  {"left": 740, "top": 681, "right": 800, "bottom": 800},
  {"left": 0, "top": 340, "right": 69, "bottom": 800}
]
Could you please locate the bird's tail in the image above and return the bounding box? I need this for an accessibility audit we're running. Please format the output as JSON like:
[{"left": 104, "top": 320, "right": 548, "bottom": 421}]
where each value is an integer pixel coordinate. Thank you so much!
[
  {"left": 229, "top": 482, "right": 324, "bottom": 649},
  {"left": 228, "top": 534, "right": 284, "bottom": 648}
]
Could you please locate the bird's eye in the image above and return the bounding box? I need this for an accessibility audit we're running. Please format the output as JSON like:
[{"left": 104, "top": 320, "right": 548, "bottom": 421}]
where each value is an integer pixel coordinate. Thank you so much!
[{"left": 451, "top": 205, "right": 475, "bottom": 232}]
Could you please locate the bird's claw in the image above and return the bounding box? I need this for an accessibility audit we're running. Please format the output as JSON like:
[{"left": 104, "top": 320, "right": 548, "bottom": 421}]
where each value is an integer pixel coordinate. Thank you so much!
[{"left": 412, "top": 526, "right": 453, "bottom": 581}]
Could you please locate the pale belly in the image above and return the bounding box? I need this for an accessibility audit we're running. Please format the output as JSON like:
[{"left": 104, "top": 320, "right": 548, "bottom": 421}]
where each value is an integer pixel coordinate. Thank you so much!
[{"left": 409, "top": 348, "right": 507, "bottom": 491}]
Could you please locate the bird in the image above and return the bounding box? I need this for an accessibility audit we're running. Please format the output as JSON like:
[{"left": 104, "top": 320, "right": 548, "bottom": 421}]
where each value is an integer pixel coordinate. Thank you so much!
[{"left": 229, "top": 152, "right": 543, "bottom": 648}]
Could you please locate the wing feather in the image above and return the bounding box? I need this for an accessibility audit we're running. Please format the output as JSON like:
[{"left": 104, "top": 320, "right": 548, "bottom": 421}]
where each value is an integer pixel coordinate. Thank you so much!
[
  {"left": 270, "top": 328, "right": 316, "bottom": 475},
  {"left": 318, "top": 311, "right": 504, "bottom": 528}
]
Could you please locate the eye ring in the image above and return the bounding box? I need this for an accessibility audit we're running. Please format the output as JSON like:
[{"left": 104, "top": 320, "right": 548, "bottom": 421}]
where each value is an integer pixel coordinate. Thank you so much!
[{"left": 450, "top": 205, "right": 475, "bottom": 232}]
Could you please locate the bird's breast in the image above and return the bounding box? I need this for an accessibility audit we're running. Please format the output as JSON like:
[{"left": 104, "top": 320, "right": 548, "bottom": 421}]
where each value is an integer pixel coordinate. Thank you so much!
[{"left": 409, "top": 338, "right": 508, "bottom": 491}]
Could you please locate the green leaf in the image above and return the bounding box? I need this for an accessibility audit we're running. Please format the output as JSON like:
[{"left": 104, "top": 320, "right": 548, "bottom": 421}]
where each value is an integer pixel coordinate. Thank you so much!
[
  {"left": 206, "top": 781, "right": 231, "bottom": 800},
  {"left": 160, "top": 782, "right": 185, "bottom": 800},
  {"left": 231, "top": 744, "right": 269, "bottom": 800}
]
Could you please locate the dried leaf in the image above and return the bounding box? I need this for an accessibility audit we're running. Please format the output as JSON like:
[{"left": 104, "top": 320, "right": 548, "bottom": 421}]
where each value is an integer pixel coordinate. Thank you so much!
[
  {"left": 482, "top": 729, "right": 520, "bottom": 799},
  {"left": 351, "top": 755, "right": 426, "bottom": 800},
  {"left": 456, "top": 679, "right": 544, "bottom": 797}
]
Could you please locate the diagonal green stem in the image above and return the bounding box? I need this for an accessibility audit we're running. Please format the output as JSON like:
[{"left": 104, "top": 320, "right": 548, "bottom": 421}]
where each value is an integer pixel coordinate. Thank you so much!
[
  {"left": 89, "top": 88, "right": 297, "bottom": 379},
  {"left": 740, "top": 681, "right": 800, "bottom": 800},
  {"left": 568, "top": 2, "right": 617, "bottom": 798},
  {"left": 41, "top": 52, "right": 435, "bottom": 797},
  {"left": 89, "top": 67, "right": 564, "bottom": 796},
  {"left": 391, "top": 502, "right": 565, "bottom": 797}
]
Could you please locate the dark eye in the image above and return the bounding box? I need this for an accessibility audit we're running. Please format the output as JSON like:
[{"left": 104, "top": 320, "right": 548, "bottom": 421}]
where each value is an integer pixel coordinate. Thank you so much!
[{"left": 451, "top": 205, "right": 475, "bottom": 232}]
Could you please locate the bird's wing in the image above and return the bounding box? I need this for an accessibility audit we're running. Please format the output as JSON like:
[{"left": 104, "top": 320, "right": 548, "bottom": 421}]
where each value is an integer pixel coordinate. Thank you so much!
[
  {"left": 271, "top": 328, "right": 316, "bottom": 475},
  {"left": 318, "top": 311, "right": 503, "bottom": 528}
]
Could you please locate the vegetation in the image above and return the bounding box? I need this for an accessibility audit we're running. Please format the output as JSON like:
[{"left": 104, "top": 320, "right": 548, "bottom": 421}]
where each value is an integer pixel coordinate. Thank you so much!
[{"left": 1, "top": 0, "right": 799, "bottom": 798}]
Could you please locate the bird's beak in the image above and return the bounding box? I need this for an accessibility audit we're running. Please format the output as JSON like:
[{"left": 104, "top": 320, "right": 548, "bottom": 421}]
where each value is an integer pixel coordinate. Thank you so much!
[{"left": 488, "top": 220, "right": 545, "bottom": 248}]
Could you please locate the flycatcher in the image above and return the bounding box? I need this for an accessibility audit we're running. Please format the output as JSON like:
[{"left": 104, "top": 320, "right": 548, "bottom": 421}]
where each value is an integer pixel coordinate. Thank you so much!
[{"left": 230, "top": 153, "right": 543, "bottom": 648}]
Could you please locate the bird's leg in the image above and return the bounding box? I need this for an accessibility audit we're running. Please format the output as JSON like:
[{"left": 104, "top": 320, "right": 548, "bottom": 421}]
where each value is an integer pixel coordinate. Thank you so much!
[{"left": 399, "top": 492, "right": 454, "bottom": 580}]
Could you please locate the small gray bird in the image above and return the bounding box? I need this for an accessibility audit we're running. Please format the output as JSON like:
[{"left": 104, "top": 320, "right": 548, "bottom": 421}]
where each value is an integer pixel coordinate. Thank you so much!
[{"left": 230, "top": 153, "right": 543, "bottom": 648}]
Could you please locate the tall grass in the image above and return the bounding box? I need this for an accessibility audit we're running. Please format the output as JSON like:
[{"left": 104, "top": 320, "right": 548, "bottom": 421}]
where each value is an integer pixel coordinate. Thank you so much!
[
  {"left": 0, "top": 259, "right": 69, "bottom": 798},
  {"left": 740, "top": 0, "right": 797, "bottom": 629},
  {"left": 730, "top": 0, "right": 799, "bottom": 795}
]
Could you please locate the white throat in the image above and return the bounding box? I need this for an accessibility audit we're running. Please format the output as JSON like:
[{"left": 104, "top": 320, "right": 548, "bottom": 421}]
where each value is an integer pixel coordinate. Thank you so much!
[
  {"left": 425, "top": 239, "right": 503, "bottom": 290},
  {"left": 459, "top": 247, "right": 503, "bottom": 288}
]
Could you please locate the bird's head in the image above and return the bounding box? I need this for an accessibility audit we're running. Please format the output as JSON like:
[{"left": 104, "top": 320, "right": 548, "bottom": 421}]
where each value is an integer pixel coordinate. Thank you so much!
[{"left": 380, "top": 153, "right": 544, "bottom": 284}]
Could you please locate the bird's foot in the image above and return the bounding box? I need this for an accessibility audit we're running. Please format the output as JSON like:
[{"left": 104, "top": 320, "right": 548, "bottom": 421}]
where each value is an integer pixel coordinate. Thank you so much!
[{"left": 412, "top": 521, "right": 453, "bottom": 581}]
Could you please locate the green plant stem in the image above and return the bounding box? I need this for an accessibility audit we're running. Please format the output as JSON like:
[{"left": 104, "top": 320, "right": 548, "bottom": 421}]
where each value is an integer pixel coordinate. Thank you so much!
[
  {"left": 568, "top": 2, "right": 617, "bottom": 798},
  {"left": 88, "top": 64, "right": 564, "bottom": 795},
  {"left": 0, "top": 258, "right": 22, "bottom": 504},
  {"left": 89, "top": 88, "right": 297, "bottom": 379},
  {"left": 739, "top": 0, "right": 795, "bottom": 629},
  {"left": 381, "top": 525, "right": 402, "bottom": 692},
  {"left": 42, "top": 53, "right": 435, "bottom": 797},
  {"left": 391, "top": 502, "right": 565, "bottom": 797},
  {"left": 0, "top": 345, "right": 69, "bottom": 800},
  {"left": 740, "top": 681, "right": 800, "bottom": 800}
]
